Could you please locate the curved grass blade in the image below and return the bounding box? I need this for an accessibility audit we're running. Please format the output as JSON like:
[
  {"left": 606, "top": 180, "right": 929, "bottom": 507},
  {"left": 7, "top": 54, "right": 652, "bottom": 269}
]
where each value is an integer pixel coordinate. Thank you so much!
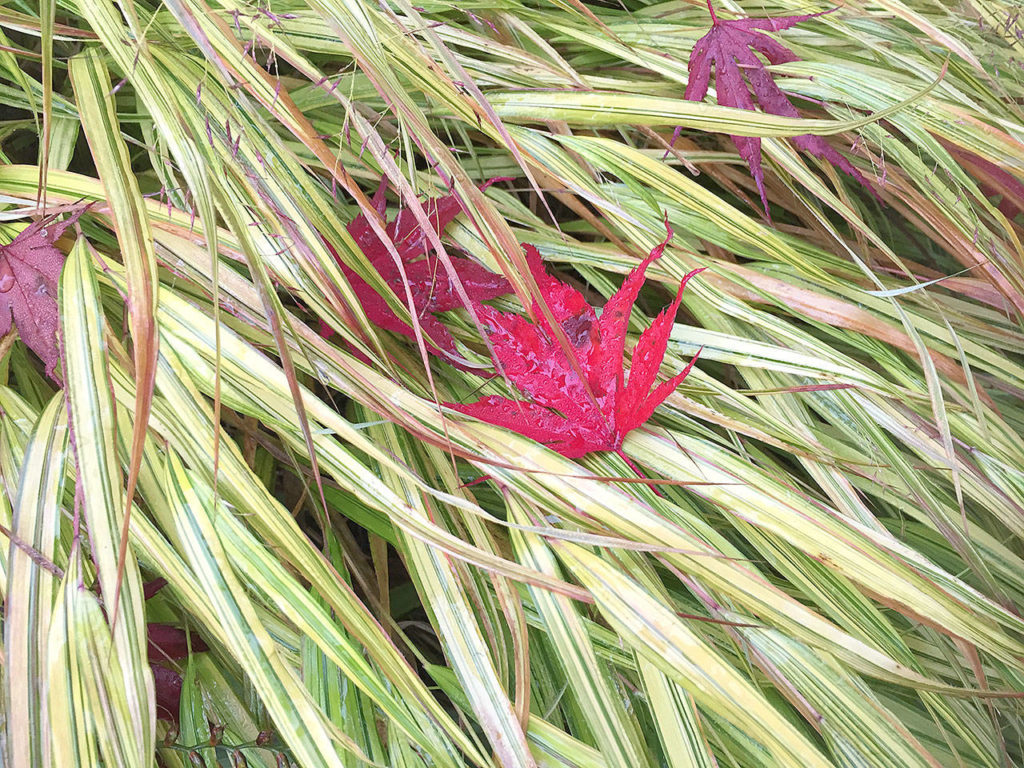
[
  {"left": 3, "top": 393, "right": 68, "bottom": 768},
  {"left": 69, "top": 50, "right": 160, "bottom": 631},
  {"left": 59, "top": 236, "right": 154, "bottom": 762}
]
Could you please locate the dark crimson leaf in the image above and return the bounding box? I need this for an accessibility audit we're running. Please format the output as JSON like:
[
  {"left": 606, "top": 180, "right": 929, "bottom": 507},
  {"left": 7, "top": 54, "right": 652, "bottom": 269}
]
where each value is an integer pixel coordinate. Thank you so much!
[
  {"left": 142, "top": 579, "right": 208, "bottom": 723},
  {"left": 321, "top": 180, "right": 512, "bottom": 358},
  {"left": 95, "top": 580, "right": 207, "bottom": 723},
  {"left": 0, "top": 207, "right": 85, "bottom": 378},
  {"left": 683, "top": 1, "right": 871, "bottom": 213},
  {"left": 143, "top": 578, "right": 168, "bottom": 600},
  {"left": 147, "top": 623, "right": 209, "bottom": 662},
  {"left": 152, "top": 664, "right": 185, "bottom": 723},
  {"left": 449, "top": 225, "right": 703, "bottom": 458}
]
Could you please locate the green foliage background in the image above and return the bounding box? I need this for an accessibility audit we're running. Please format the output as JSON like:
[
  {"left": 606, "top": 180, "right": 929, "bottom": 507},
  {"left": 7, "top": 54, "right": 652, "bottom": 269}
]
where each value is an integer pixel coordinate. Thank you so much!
[{"left": 2, "top": 0, "right": 1024, "bottom": 766}]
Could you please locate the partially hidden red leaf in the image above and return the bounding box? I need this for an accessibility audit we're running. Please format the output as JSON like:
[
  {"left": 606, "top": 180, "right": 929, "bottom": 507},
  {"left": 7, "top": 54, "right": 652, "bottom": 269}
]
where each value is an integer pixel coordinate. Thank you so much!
[
  {"left": 143, "top": 579, "right": 208, "bottom": 723},
  {"left": 0, "top": 207, "right": 86, "bottom": 378},
  {"left": 147, "top": 623, "right": 209, "bottom": 662},
  {"left": 152, "top": 664, "right": 185, "bottom": 723},
  {"left": 683, "top": 1, "right": 872, "bottom": 213},
  {"left": 449, "top": 224, "right": 704, "bottom": 458},
  {"left": 321, "top": 180, "right": 512, "bottom": 359},
  {"left": 143, "top": 577, "right": 168, "bottom": 600},
  {"left": 94, "top": 579, "right": 206, "bottom": 722},
  {"left": 941, "top": 140, "right": 1024, "bottom": 221}
]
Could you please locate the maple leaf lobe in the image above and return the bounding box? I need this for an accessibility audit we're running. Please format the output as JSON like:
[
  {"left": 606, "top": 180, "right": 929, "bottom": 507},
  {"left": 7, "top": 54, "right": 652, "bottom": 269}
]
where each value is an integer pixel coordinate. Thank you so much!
[
  {"left": 0, "top": 208, "right": 85, "bottom": 378},
  {"left": 321, "top": 181, "right": 512, "bottom": 359},
  {"left": 683, "top": 2, "right": 872, "bottom": 213},
  {"left": 449, "top": 228, "right": 704, "bottom": 459}
]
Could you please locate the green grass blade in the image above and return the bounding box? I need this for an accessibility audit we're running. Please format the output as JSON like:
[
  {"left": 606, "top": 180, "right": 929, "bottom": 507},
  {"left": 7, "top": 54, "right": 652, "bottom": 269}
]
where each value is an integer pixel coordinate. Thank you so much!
[{"left": 59, "top": 236, "right": 153, "bottom": 763}]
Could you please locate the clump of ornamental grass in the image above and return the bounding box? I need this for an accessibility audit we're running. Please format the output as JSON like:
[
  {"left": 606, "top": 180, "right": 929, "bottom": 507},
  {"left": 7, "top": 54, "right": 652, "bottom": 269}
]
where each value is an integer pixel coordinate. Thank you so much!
[{"left": 2, "top": 1, "right": 1024, "bottom": 767}]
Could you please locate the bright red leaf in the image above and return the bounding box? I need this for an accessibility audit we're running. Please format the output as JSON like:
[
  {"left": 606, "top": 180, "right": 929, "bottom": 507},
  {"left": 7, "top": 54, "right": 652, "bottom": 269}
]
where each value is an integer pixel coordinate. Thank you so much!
[
  {"left": 321, "top": 180, "right": 512, "bottom": 359},
  {"left": 0, "top": 207, "right": 85, "bottom": 378},
  {"left": 682, "top": 1, "right": 871, "bottom": 213},
  {"left": 148, "top": 622, "right": 208, "bottom": 663},
  {"left": 448, "top": 226, "right": 703, "bottom": 458}
]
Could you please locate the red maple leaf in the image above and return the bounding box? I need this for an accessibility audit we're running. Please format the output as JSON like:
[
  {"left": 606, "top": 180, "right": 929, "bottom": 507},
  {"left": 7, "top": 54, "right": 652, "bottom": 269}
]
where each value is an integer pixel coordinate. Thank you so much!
[
  {"left": 448, "top": 225, "right": 703, "bottom": 459},
  {"left": 0, "top": 207, "right": 85, "bottom": 378},
  {"left": 321, "top": 180, "right": 512, "bottom": 359},
  {"left": 682, "top": 1, "right": 872, "bottom": 213}
]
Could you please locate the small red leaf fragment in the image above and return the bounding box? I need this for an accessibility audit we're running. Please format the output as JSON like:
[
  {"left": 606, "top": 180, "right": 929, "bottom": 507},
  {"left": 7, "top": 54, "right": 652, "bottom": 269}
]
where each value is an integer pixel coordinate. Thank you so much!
[
  {"left": 147, "top": 623, "right": 209, "bottom": 662},
  {"left": 152, "top": 664, "right": 185, "bottom": 723},
  {"left": 683, "top": 2, "right": 872, "bottom": 213},
  {"left": 449, "top": 228, "right": 703, "bottom": 458},
  {"left": 143, "top": 580, "right": 208, "bottom": 723},
  {"left": 0, "top": 207, "right": 85, "bottom": 378},
  {"left": 942, "top": 140, "right": 1024, "bottom": 220},
  {"left": 97, "top": 578, "right": 206, "bottom": 723},
  {"left": 321, "top": 181, "right": 512, "bottom": 357},
  {"left": 143, "top": 577, "right": 168, "bottom": 600}
]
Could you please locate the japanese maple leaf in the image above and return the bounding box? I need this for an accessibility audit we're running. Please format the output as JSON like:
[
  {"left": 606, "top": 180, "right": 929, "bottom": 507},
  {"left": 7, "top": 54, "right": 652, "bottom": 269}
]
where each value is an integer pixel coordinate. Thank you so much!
[
  {"left": 0, "top": 207, "right": 85, "bottom": 378},
  {"left": 321, "top": 180, "right": 512, "bottom": 359},
  {"left": 683, "top": 1, "right": 871, "bottom": 213},
  {"left": 448, "top": 226, "right": 703, "bottom": 459}
]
